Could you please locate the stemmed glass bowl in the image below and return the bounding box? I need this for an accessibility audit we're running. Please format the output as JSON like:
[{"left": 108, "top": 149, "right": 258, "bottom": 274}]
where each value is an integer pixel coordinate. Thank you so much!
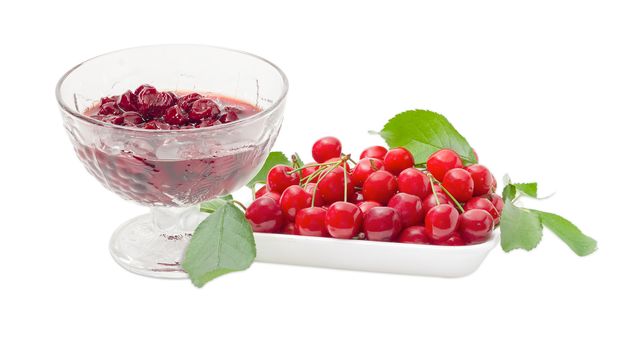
[{"left": 56, "top": 45, "right": 288, "bottom": 278}]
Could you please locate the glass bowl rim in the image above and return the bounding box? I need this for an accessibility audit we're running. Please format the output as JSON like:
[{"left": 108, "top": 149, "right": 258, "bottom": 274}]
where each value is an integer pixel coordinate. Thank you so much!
[{"left": 55, "top": 44, "right": 289, "bottom": 134}]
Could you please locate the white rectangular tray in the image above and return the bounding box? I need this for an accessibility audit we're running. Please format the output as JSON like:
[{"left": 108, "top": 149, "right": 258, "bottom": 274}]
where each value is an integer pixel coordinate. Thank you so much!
[{"left": 254, "top": 231, "right": 500, "bottom": 277}]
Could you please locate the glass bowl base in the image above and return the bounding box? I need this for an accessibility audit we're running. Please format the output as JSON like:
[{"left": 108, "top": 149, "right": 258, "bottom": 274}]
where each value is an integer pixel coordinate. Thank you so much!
[{"left": 109, "top": 207, "right": 206, "bottom": 278}]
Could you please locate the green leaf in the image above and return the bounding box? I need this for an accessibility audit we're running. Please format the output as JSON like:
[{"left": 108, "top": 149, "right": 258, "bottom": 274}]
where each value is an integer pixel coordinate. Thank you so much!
[
  {"left": 502, "top": 183, "right": 517, "bottom": 202},
  {"left": 379, "top": 110, "right": 477, "bottom": 164},
  {"left": 513, "top": 182, "right": 538, "bottom": 198},
  {"left": 532, "top": 210, "right": 597, "bottom": 256},
  {"left": 246, "top": 151, "right": 291, "bottom": 188},
  {"left": 182, "top": 203, "right": 256, "bottom": 287},
  {"left": 200, "top": 195, "right": 233, "bottom": 213},
  {"left": 500, "top": 201, "right": 543, "bottom": 252}
]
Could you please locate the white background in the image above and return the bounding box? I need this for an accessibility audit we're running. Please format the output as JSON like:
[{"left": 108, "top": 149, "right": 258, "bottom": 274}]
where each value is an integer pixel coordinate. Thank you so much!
[{"left": 2, "top": 1, "right": 618, "bottom": 349}]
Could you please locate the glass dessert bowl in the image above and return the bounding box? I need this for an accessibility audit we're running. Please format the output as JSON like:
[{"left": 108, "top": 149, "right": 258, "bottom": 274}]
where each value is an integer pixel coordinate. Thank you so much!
[{"left": 56, "top": 45, "right": 288, "bottom": 278}]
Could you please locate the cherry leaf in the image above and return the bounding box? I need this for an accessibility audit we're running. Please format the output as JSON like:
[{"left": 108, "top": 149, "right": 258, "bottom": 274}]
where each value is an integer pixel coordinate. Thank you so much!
[
  {"left": 379, "top": 110, "right": 477, "bottom": 164},
  {"left": 532, "top": 210, "right": 598, "bottom": 256},
  {"left": 500, "top": 201, "right": 543, "bottom": 252},
  {"left": 246, "top": 151, "right": 291, "bottom": 188}
]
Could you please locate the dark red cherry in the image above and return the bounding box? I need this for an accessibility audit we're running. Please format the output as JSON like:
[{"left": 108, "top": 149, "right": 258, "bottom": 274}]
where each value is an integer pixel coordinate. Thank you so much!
[
  {"left": 189, "top": 98, "right": 220, "bottom": 121},
  {"left": 134, "top": 84, "right": 156, "bottom": 96},
  {"left": 442, "top": 168, "right": 474, "bottom": 202},
  {"left": 387, "top": 193, "right": 423, "bottom": 228},
  {"left": 459, "top": 209, "right": 494, "bottom": 244},
  {"left": 137, "top": 89, "right": 176, "bottom": 119},
  {"left": 178, "top": 92, "right": 203, "bottom": 112},
  {"left": 383, "top": 147, "right": 414, "bottom": 175},
  {"left": 99, "top": 102, "right": 121, "bottom": 116},
  {"left": 359, "top": 145, "right": 388, "bottom": 160},
  {"left": 280, "top": 185, "right": 312, "bottom": 222},
  {"left": 295, "top": 207, "right": 329, "bottom": 237},
  {"left": 120, "top": 111, "right": 144, "bottom": 125},
  {"left": 220, "top": 111, "right": 239, "bottom": 123},
  {"left": 465, "top": 164, "right": 494, "bottom": 196},
  {"left": 312, "top": 137, "right": 342, "bottom": 163},
  {"left": 325, "top": 201, "right": 363, "bottom": 239},
  {"left": 143, "top": 120, "right": 171, "bottom": 130},
  {"left": 397, "top": 168, "right": 431, "bottom": 199},
  {"left": 267, "top": 165, "right": 300, "bottom": 193},
  {"left": 164, "top": 105, "right": 189, "bottom": 125},
  {"left": 362, "top": 170, "right": 398, "bottom": 205},
  {"left": 118, "top": 90, "right": 138, "bottom": 112},
  {"left": 397, "top": 226, "right": 430, "bottom": 244},
  {"left": 245, "top": 197, "right": 285, "bottom": 232},
  {"left": 424, "top": 204, "right": 459, "bottom": 242},
  {"left": 364, "top": 206, "right": 402, "bottom": 242}
]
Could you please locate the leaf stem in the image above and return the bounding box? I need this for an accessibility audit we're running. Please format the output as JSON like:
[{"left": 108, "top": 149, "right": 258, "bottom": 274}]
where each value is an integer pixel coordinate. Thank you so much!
[
  {"left": 436, "top": 182, "right": 465, "bottom": 213},
  {"left": 230, "top": 200, "right": 247, "bottom": 211}
]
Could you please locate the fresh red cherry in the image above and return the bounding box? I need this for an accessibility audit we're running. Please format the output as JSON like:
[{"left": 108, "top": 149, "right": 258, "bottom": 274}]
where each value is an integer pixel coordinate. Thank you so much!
[
  {"left": 383, "top": 147, "right": 414, "bottom": 175},
  {"left": 324, "top": 157, "right": 351, "bottom": 172},
  {"left": 487, "top": 193, "right": 504, "bottom": 225},
  {"left": 387, "top": 193, "right": 423, "bottom": 228},
  {"left": 425, "top": 204, "right": 459, "bottom": 242},
  {"left": 245, "top": 197, "right": 285, "bottom": 232},
  {"left": 303, "top": 182, "right": 324, "bottom": 207},
  {"left": 357, "top": 201, "right": 381, "bottom": 216},
  {"left": 397, "top": 168, "right": 431, "bottom": 199},
  {"left": 464, "top": 197, "right": 500, "bottom": 224},
  {"left": 397, "top": 226, "right": 430, "bottom": 244},
  {"left": 360, "top": 145, "right": 388, "bottom": 160},
  {"left": 442, "top": 168, "right": 474, "bottom": 202},
  {"left": 427, "top": 149, "right": 463, "bottom": 181},
  {"left": 465, "top": 164, "right": 494, "bottom": 196},
  {"left": 421, "top": 192, "right": 451, "bottom": 215},
  {"left": 255, "top": 185, "right": 268, "bottom": 198},
  {"left": 178, "top": 92, "right": 203, "bottom": 112},
  {"left": 435, "top": 233, "right": 466, "bottom": 246},
  {"left": 266, "top": 165, "right": 300, "bottom": 193},
  {"left": 317, "top": 167, "right": 354, "bottom": 204},
  {"left": 164, "top": 105, "right": 189, "bottom": 125},
  {"left": 351, "top": 158, "right": 384, "bottom": 187},
  {"left": 364, "top": 206, "right": 402, "bottom": 241},
  {"left": 120, "top": 111, "right": 144, "bottom": 126},
  {"left": 459, "top": 209, "right": 494, "bottom": 244},
  {"left": 189, "top": 98, "right": 221, "bottom": 121},
  {"left": 281, "top": 221, "right": 297, "bottom": 234},
  {"left": 143, "top": 120, "right": 170, "bottom": 130},
  {"left": 300, "top": 163, "right": 320, "bottom": 183},
  {"left": 295, "top": 207, "right": 329, "bottom": 237},
  {"left": 312, "top": 137, "right": 342, "bottom": 163},
  {"left": 362, "top": 170, "right": 398, "bottom": 205},
  {"left": 325, "top": 201, "right": 363, "bottom": 239},
  {"left": 118, "top": 90, "right": 138, "bottom": 112},
  {"left": 280, "top": 185, "right": 312, "bottom": 222}
]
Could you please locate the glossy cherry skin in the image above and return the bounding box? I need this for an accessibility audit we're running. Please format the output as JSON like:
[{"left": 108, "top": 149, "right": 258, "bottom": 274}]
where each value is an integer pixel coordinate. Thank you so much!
[
  {"left": 280, "top": 185, "right": 312, "bottom": 222},
  {"left": 459, "top": 209, "right": 494, "bottom": 244},
  {"left": 267, "top": 165, "right": 300, "bottom": 193},
  {"left": 255, "top": 186, "right": 281, "bottom": 202},
  {"left": 317, "top": 167, "right": 354, "bottom": 204},
  {"left": 464, "top": 197, "right": 500, "bottom": 224},
  {"left": 295, "top": 207, "right": 329, "bottom": 237},
  {"left": 434, "top": 233, "right": 466, "bottom": 246},
  {"left": 220, "top": 111, "right": 239, "bottom": 124},
  {"left": 364, "top": 206, "right": 402, "bottom": 242},
  {"left": 351, "top": 158, "right": 384, "bottom": 187},
  {"left": 312, "top": 136, "right": 342, "bottom": 163},
  {"left": 387, "top": 193, "right": 423, "bottom": 228},
  {"left": 118, "top": 90, "right": 138, "bottom": 112},
  {"left": 424, "top": 204, "right": 459, "bottom": 242},
  {"left": 383, "top": 147, "right": 414, "bottom": 175},
  {"left": 301, "top": 163, "right": 320, "bottom": 183},
  {"left": 397, "top": 226, "right": 430, "bottom": 244},
  {"left": 427, "top": 149, "right": 463, "bottom": 181},
  {"left": 245, "top": 197, "right": 285, "bottom": 233},
  {"left": 362, "top": 170, "right": 398, "bottom": 205},
  {"left": 281, "top": 221, "right": 297, "bottom": 234},
  {"left": 359, "top": 145, "right": 388, "bottom": 160},
  {"left": 164, "top": 105, "right": 189, "bottom": 125},
  {"left": 120, "top": 111, "right": 144, "bottom": 126},
  {"left": 178, "top": 92, "right": 203, "bottom": 112},
  {"left": 189, "top": 98, "right": 220, "bottom": 121},
  {"left": 421, "top": 193, "right": 451, "bottom": 216},
  {"left": 442, "top": 168, "right": 474, "bottom": 202},
  {"left": 465, "top": 164, "right": 494, "bottom": 196},
  {"left": 325, "top": 201, "right": 363, "bottom": 239},
  {"left": 487, "top": 193, "right": 504, "bottom": 225},
  {"left": 325, "top": 157, "right": 351, "bottom": 172},
  {"left": 303, "top": 183, "right": 324, "bottom": 207},
  {"left": 357, "top": 200, "right": 381, "bottom": 216},
  {"left": 397, "top": 168, "right": 431, "bottom": 199}
]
